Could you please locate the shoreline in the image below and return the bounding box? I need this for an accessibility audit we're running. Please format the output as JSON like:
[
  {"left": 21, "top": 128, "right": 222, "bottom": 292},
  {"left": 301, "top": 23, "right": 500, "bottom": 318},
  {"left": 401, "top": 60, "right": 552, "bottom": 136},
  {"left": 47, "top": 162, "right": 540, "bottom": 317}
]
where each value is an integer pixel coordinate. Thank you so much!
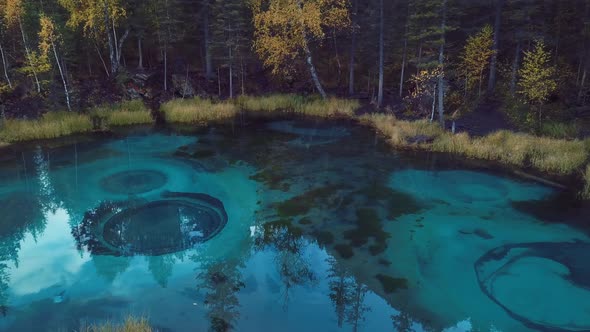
[{"left": 1, "top": 95, "right": 589, "bottom": 199}]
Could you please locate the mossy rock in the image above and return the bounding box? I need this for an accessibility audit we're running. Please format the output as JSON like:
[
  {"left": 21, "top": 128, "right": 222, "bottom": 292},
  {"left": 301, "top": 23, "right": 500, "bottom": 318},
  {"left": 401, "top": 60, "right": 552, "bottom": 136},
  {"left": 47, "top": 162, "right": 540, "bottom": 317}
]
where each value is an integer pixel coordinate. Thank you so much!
[
  {"left": 375, "top": 274, "right": 408, "bottom": 294},
  {"left": 334, "top": 243, "right": 354, "bottom": 259}
]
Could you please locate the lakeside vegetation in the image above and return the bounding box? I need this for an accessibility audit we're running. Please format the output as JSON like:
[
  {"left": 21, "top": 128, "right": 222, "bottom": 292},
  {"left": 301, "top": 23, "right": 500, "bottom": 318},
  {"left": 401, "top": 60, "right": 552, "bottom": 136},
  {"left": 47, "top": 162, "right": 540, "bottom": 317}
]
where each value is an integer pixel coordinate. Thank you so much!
[
  {"left": 360, "top": 114, "right": 590, "bottom": 197},
  {"left": 0, "top": 100, "right": 153, "bottom": 142},
  {"left": 84, "top": 317, "right": 152, "bottom": 332},
  {"left": 1, "top": 94, "right": 589, "bottom": 198}
]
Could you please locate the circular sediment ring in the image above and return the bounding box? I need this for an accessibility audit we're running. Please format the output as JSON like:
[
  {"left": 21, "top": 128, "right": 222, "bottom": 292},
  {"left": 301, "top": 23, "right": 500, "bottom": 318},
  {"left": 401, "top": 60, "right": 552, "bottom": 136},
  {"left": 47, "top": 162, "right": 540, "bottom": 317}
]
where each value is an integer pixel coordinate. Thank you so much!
[
  {"left": 99, "top": 170, "right": 168, "bottom": 195},
  {"left": 76, "top": 192, "right": 228, "bottom": 256},
  {"left": 474, "top": 241, "right": 590, "bottom": 332}
]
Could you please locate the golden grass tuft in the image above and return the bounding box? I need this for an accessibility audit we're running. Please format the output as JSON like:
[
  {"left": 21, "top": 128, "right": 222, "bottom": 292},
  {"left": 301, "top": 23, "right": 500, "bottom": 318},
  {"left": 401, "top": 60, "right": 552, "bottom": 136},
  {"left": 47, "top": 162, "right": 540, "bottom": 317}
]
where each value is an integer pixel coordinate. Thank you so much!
[
  {"left": 0, "top": 112, "right": 93, "bottom": 142},
  {"left": 90, "top": 100, "right": 154, "bottom": 127},
  {"left": 361, "top": 114, "right": 589, "bottom": 176},
  {"left": 160, "top": 98, "right": 238, "bottom": 123},
  {"left": 84, "top": 317, "right": 153, "bottom": 332},
  {"left": 236, "top": 94, "right": 359, "bottom": 117},
  {"left": 236, "top": 94, "right": 303, "bottom": 112}
]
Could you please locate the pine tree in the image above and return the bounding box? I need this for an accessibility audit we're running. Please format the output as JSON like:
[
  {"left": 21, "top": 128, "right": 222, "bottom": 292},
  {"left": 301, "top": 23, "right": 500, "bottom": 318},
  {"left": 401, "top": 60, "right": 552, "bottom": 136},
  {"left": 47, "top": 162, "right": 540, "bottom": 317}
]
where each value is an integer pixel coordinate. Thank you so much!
[{"left": 460, "top": 24, "right": 495, "bottom": 97}]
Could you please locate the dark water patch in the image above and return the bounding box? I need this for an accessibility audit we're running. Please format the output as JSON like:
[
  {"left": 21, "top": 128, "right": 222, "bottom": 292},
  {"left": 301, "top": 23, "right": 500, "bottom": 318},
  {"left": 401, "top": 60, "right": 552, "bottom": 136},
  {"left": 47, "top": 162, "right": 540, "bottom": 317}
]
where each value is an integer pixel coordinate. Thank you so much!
[
  {"left": 256, "top": 219, "right": 304, "bottom": 253},
  {"left": 173, "top": 145, "right": 217, "bottom": 160},
  {"left": 375, "top": 274, "right": 408, "bottom": 294},
  {"left": 73, "top": 192, "right": 228, "bottom": 256},
  {"left": 333, "top": 244, "right": 354, "bottom": 259},
  {"left": 352, "top": 182, "right": 424, "bottom": 220},
  {"left": 298, "top": 217, "right": 312, "bottom": 225},
  {"left": 313, "top": 230, "right": 334, "bottom": 245},
  {"left": 475, "top": 241, "right": 590, "bottom": 331},
  {"left": 0, "top": 192, "right": 43, "bottom": 238},
  {"left": 511, "top": 193, "right": 590, "bottom": 233},
  {"left": 458, "top": 228, "right": 494, "bottom": 240},
  {"left": 100, "top": 170, "right": 167, "bottom": 195},
  {"left": 249, "top": 166, "right": 290, "bottom": 192},
  {"left": 343, "top": 208, "right": 390, "bottom": 255},
  {"left": 275, "top": 184, "right": 349, "bottom": 218},
  {"left": 378, "top": 258, "right": 392, "bottom": 267}
]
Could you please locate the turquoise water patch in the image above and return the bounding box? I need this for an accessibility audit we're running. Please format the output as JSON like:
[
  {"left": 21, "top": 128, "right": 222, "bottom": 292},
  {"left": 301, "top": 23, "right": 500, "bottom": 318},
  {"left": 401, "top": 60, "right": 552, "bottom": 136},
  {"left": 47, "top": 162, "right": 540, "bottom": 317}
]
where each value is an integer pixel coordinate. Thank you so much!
[{"left": 0, "top": 121, "right": 588, "bottom": 331}]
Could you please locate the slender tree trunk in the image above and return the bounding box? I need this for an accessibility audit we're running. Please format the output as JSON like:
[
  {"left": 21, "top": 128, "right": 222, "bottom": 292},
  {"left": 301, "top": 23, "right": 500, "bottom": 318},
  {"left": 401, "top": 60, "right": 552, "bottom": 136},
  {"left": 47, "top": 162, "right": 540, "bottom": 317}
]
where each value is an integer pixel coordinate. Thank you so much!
[
  {"left": 303, "top": 40, "right": 327, "bottom": 99},
  {"left": 204, "top": 0, "right": 213, "bottom": 80},
  {"left": 377, "top": 0, "right": 385, "bottom": 107},
  {"left": 510, "top": 41, "right": 521, "bottom": 96},
  {"left": 19, "top": 19, "right": 41, "bottom": 92},
  {"left": 164, "top": 43, "right": 168, "bottom": 91},
  {"left": 241, "top": 57, "right": 245, "bottom": 95},
  {"left": 579, "top": 62, "right": 587, "bottom": 103},
  {"left": 116, "top": 28, "right": 130, "bottom": 66},
  {"left": 332, "top": 29, "right": 342, "bottom": 87},
  {"left": 348, "top": 0, "right": 358, "bottom": 95},
  {"left": 103, "top": 1, "right": 117, "bottom": 75},
  {"left": 51, "top": 41, "right": 72, "bottom": 112},
  {"left": 399, "top": 5, "right": 409, "bottom": 98},
  {"left": 0, "top": 40, "right": 11, "bottom": 88},
  {"left": 137, "top": 36, "right": 144, "bottom": 69},
  {"left": 229, "top": 46, "right": 233, "bottom": 99},
  {"left": 94, "top": 41, "right": 110, "bottom": 76},
  {"left": 437, "top": 0, "right": 447, "bottom": 127},
  {"left": 487, "top": 0, "right": 504, "bottom": 93}
]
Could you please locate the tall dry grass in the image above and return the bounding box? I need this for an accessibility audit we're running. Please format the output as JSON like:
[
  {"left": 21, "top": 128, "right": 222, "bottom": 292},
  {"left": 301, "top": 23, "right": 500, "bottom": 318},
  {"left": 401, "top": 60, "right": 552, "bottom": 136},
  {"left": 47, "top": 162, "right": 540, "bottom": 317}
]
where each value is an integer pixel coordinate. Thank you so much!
[
  {"left": 236, "top": 94, "right": 359, "bottom": 117},
  {"left": 84, "top": 317, "right": 152, "bottom": 332},
  {"left": 160, "top": 98, "right": 238, "bottom": 123},
  {"left": 0, "top": 112, "right": 93, "bottom": 142},
  {"left": 361, "top": 114, "right": 589, "bottom": 175},
  {"left": 90, "top": 100, "right": 153, "bottom": 126}
]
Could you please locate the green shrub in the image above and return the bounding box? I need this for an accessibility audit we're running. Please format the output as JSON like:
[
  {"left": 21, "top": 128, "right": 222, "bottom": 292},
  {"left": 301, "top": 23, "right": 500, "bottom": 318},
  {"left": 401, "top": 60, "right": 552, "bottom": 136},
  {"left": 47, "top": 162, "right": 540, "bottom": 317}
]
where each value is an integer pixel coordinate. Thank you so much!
[
  {"left": 539, "top": 121, "right": 579, "bottom": 139},
  {"left": 0, "top": 112, "right": 93, "bottom": 142},
  {"left": 160, "top": 98, "right": 238, "bottom": 123}
]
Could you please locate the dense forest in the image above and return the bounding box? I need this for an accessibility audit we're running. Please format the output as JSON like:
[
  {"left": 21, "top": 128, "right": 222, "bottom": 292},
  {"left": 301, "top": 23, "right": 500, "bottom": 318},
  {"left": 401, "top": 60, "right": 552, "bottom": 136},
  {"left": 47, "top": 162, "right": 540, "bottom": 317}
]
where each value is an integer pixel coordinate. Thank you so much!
[{"left": 0, "top": 0, "right": 589, "bottom": 133}]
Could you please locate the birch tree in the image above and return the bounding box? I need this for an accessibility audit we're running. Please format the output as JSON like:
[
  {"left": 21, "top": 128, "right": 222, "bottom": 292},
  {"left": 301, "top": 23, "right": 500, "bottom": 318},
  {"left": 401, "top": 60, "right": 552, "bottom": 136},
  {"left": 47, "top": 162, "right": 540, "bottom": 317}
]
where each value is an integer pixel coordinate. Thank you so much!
[
  {"left": 39, "top": 14, "right": 72, "bottom": 111},
  {"left": 58, "top": 0, "right": 129, "bottom": 76},
  {"left": 250, "top": 0, "right": 350, "bottom": 99}
]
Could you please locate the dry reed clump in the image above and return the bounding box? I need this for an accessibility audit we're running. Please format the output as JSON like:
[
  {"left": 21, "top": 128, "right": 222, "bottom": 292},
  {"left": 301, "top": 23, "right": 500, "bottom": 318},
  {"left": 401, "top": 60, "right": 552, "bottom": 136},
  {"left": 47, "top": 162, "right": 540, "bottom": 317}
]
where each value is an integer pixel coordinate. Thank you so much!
[
  {"left": 84, "top": 317, "right": 152, "bottom": 332},
  {"left": 160, "top": 98, "right": 238, "bottom": 123},
  {"left": 236, "top": 94, "right": 359, "bottom": 117},
  {"left": 90, "top": 100, "right": 154, "bottom": 126}
]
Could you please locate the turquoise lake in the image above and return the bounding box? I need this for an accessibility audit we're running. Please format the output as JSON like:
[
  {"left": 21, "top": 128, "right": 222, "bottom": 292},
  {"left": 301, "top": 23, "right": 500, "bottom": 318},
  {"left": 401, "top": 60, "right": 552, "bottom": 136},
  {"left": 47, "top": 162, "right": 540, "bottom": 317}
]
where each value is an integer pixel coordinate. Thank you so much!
[{"left": 0, "top": 119, "right": 588, "bottom": 332}]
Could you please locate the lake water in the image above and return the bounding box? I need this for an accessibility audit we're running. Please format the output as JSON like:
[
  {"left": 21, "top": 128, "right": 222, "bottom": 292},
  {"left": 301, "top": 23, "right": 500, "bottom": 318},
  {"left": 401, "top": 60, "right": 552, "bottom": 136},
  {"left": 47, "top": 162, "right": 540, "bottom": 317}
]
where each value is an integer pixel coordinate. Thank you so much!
[{"left": 0, "top": 119, "right": 588, "bottom": 332}]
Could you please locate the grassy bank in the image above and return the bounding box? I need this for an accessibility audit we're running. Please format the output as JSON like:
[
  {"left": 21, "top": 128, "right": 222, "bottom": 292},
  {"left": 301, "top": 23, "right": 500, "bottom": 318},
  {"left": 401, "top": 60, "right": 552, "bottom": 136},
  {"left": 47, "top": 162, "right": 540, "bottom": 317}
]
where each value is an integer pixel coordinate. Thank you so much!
[
  {"left": 0, "top": 100, "right": 153, "bottom": 143},
  {"left": 236, "top": 94, "right": 359, "bottom": 117},
  {"left": 360, "top": 114, "right": 590, "bottom": 196},
  {"left": 160, "top": 98, "right": 238, "bottom": 123},
  {"left": 90, "top": 100, "right": 154, "bottom": 127},
  {"left": 159, "top": 94, "right": 360, "bottom": 124},
  {"left": 1, "top": 94, "right": 589, "bottom": 198},
  {"left": 0, "top": 111, "right": 93, "bottom": 142}
]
